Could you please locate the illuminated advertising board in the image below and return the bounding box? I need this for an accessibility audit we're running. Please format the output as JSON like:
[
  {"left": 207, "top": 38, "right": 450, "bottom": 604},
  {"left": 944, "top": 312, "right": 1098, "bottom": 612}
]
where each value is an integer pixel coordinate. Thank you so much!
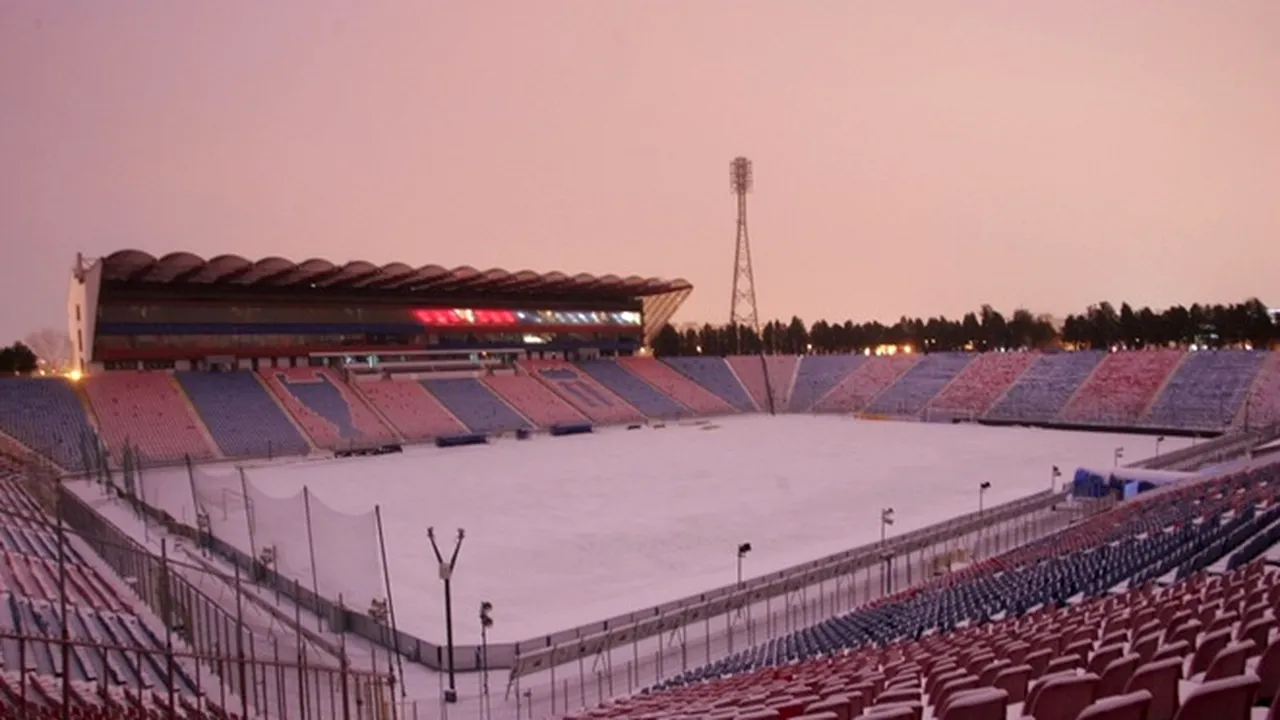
[{"left": 411, "top": 308, "right": 642, "bottom": 329}]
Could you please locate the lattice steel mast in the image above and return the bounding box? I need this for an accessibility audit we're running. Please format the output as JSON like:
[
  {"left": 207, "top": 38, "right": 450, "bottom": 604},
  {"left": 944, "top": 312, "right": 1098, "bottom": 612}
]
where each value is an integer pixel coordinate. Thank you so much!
[{"left": 729, "top": 157, "right": 760, "bottom": 347}]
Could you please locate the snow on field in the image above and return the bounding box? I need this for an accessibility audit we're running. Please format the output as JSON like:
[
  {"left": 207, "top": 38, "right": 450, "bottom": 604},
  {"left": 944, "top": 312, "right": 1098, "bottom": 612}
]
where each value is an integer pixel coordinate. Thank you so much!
[{"left": 120, "top": 415, "right": 1189, "bottom": 643}]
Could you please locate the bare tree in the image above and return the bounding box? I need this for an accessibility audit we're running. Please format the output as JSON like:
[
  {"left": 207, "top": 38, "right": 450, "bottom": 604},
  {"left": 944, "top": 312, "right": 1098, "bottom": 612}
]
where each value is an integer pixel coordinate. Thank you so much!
[{"left": 23, "top": 328, "right": 72, "bottom": 371}]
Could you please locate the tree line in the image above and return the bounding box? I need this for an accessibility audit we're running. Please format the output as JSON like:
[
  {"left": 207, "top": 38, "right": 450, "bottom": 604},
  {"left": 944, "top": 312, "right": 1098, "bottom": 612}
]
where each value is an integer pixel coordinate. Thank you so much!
[
  {"left": 0, "top": 343, "right": 38, "bottom": 375},
  {"left": 652, "top": 298, "right": 1278, "bottom": 357}
]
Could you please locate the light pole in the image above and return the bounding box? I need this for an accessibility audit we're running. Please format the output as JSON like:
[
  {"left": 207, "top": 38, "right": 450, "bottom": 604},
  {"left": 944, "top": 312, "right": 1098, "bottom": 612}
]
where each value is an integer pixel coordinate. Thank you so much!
[
  {"left": 1155, "top": 435, "right": 1165, "bottom": 456},
  {"left": 736, "top": 543, "right": 752, "bottom": 587},
  {"left": 879, "top": 508, "right": 895, "bottom": 596},
  {"left": 880, "top": 508, "right": 895, "bottom": 545},
  {"left": 978, "top": 481, "right": 991, "bottom": 514},
  {"left": 1114, "top": 447, "right": 1124, "bottom": 467},
  {"left": 1051, "top": 465, "right": 1062, "bottom": 493},
  {"left": 427, "top": 527, "right": 465, "bottom": 703},
  {"left": 479, "top": 601, "right": 494, "bottom": 720}
]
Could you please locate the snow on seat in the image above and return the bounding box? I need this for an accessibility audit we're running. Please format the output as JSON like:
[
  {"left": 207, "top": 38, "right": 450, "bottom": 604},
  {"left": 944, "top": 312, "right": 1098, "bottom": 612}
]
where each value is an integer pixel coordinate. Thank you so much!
[
  {"left": 1059, "top": 349, "right": 1185, "bottom": 426},
  {"left": 866, "top": 352, "right": 974, "bottom": 417},
  {"left": 520, "top": 360, "right": 644, "bottom": 425},
  {"left": 727, "top": 355, "right": 796, "bottom": 413},
  {"left": 261, "top": 368, "right": 396, "bottom": 448},
  {"left": 175, "top": 371, "right": 311, "bottom": 458},
  {"left": 618, "top": 357, "right": 735, "bottom": 415},
  {"left": 483, "top": 373, "right": 589, "bottom": 428},
  {"left": 354, "top": 378, "right": 468, "bottom": 440},
  {"left": 83, "top": 372, "right": 218, "bottom": 464},
  {"left": 788, "top": 355, "right": 867, "bottom": 412},
  {"left": 812, "top": 354, "right": 918, "bottom": 413},
  {"left": 663, "top": 357, "right": 757, "bottom": 412},
  {"left": 1242, "top": 351, "right": 1280, "bottom": 429},
  {"left": 575, "top": 360, "right": 688, "bottom": 420},
  {"left": 0, "top": 378, "right": 98, "bottom": 471},
  {"left": 927, "top": 352, "right": 1039, "bottom": 418},
  {"left": 421, "top": 377, "right": 532, "bottom": 434},
  {"left": 986, "top": 351, "right": 1104, "bottom": 423},
  {"left": 1144, "top": 350, "right": 1265, "bottom": 432}
]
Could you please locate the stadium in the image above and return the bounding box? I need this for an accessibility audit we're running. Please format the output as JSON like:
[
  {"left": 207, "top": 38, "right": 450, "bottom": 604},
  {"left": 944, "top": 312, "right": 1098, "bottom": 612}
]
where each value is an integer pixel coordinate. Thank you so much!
[{"left": 0, "top": 241, "right": 1277, "bottom": 720}]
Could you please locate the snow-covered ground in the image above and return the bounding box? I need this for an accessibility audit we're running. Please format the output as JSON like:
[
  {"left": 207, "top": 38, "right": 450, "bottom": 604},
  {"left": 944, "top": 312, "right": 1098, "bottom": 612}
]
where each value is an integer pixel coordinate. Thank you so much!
[{"left": 107, "top": 415, "right": 1188, "bottom": 644}]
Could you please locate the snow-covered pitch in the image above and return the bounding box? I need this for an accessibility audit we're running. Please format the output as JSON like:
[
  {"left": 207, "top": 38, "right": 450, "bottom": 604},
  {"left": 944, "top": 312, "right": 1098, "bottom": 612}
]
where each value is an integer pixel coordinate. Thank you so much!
[{"left": 123, "top": 415, "right": 1190, "bottom": 644}]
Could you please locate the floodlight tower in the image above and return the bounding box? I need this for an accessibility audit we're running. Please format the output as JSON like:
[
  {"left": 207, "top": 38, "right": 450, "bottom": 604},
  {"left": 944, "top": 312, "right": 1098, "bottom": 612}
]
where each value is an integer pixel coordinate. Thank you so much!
[{"left": 729, "top": 157, "right": 761, "bottom": 352}]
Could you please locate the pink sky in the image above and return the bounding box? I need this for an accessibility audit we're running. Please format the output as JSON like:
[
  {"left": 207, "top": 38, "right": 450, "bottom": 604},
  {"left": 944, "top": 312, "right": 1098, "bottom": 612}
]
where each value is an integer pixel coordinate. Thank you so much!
[{"left": 2, "top": 1, "right": 1278, "bottom": 344}]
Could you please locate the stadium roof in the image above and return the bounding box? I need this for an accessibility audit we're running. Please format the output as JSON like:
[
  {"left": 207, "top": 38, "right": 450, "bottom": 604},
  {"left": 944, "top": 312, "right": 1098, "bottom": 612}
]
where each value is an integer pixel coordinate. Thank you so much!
[
  {"left": 90, "top": 250, "right": 693, "bottom": 342},
  {"left": 98, "top": 250, "right": 692, "bottom": 299}
]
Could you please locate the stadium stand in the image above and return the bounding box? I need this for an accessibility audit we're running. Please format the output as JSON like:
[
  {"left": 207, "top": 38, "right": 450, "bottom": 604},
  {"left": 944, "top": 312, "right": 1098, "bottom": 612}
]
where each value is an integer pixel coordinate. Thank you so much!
[
  {"left": 663, "top": 357, "right": 758, "bottom": 412},
  {"left": 81, "top": 372, "right": 218, "bottom": 464},
  {"left": 926, "top": 351, "right": 1039, "bottom": 419},
  {"left": 174, "top": 372, "right": 311, "bottom": 459},
  {"left": 0, "top": 378, "right": 97, "bottom": 471},
  {"left": 1245, "top": 350, "right": 1280, "bottom": 429},
  {"left": 569, "top": 459, "right": 1280, "bottom": 720},
  {"left": 0, "top": 471, "right": 229, "bottom": 719},
  {"left": 811, "top": 354, "right": 919, "bottom": 414},
  {"left": 354, "top": 378, "right": 468, "bottom": 440},
  {"left": 726, "top": 355, "right": 796, "bottom": 414},
  {"left": 259, "top": 367, "right": 396, "bottom": 449},
  {"left": 986, "top": 351, "right": 1106, "bottom": 423},
  {"left": 575, "top": 360, "right": 689, "bottom": 419},
  {"left": 618, "top": 357, "right": 736, "bottom": 416},
  {"left": 788, "top": 355, "right": 867, "bottom": 413},
  {"left": 422, "top": 377, "right": 532, "bottom": 435},
  {"left": 1060, "top": 349, "right": 1185, "bottom": 426},
  {"left": 522, "top": 360, "right": 646, "bottom": 425},
  {"left": 865, "top": 352, "right": 974, "bottom": 418},
  {"left": 1145, "top": 350, "right": 1266, "bottom": 432},
  {"left": 482, "top": 373, "right": 591, "bottom": 428}
]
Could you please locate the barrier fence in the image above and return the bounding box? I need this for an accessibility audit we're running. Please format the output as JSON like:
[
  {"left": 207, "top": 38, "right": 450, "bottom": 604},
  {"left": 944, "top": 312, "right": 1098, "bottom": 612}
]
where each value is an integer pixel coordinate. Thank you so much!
[{"left": 0, "top": 631, "right": 395, "bottom": 720}]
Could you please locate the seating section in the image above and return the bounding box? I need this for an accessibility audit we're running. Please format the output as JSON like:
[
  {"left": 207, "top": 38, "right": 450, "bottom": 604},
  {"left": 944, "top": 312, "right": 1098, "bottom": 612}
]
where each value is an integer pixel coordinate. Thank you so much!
[
  {"left": 986, "top": 351, "right": 1105, "bottom": 423},
  {"left": 1060, "top": 350, "right": 1186, "bottom": 425},
  {"left": 1244, "top": 351, "right": 1280, "bottom": 429},
  {"left": 0, "top": 378, "right": 98, "bottom": 471},
  {"left": 174, "top": 372, "right": 311, "bottom": 458},
  {"left": 618, "top": 358, "right": 736, "bottom": 415},
  {"left": 422, "top": 377, "right": 531, "bottom": 434},
  {"left": 576, "top": 360, "right": 689, "bottom": 419},
  {"left": 0, "top": 472, "right": 229, "bottom": 719},
  {"left": 788, "top": 355, "right": 868, "bottom": 412},
  {"left": 567, "top": 459, "right": 1280, "bottom": 720},
  {"left": 355, "top": 379, "right": 468, "bottom": 440},
  {"left": 663, "top": 358, "right": 758, "bottom": 412},
  {"left": 1145, "top": 351, "right": 1266, "bottom": 432},
  {"left": 927, "top": 352, "right": 1039, "bottom": 418},
  {"left": 521, "top": 361, "right": 644, "bottom": 425},
  {"left": 812, "top": 354, "right": 920, "bottom": 413},
  {"left": 726, "top": 356, "right": 796, "bottom": 414},
  {"left": 82, "top": 372, "right": 218, "bottom": 465},
  {"left": 261, "top": 368, "right": 396, "bottom": 449},
  {"left": 482, "top": 373, "right": 589, "bottom": 428},
  {"left": 865, "top": 352, "right": 974, "bottom": 417}
]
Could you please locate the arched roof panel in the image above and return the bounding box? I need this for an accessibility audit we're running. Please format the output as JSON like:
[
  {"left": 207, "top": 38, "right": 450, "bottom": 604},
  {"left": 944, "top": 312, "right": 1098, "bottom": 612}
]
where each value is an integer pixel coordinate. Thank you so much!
[{"left": 91, "top": 250, "right": 691, "bottom": 304}]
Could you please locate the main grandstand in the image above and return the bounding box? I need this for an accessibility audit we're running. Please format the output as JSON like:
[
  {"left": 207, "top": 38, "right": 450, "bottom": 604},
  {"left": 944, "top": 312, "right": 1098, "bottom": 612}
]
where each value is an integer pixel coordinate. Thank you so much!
[{"left": 0, "top": 249, "right": 1278, "bottom": 718}]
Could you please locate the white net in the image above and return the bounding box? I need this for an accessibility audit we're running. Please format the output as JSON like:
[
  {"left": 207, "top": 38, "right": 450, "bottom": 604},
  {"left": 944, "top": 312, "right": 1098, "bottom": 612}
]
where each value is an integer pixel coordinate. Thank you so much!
[
  {"left": 187, "top": 464, "right": 385, "bottom": 607},
  {"left": 243, "top": 477, "right": 385, "bottom": 607}
]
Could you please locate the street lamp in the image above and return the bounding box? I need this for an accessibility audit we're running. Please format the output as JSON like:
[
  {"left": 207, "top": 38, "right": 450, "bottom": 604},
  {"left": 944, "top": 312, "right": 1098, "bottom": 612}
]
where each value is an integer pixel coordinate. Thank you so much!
[
  {"left": 1051, "top": 466, "right": 1062, "bottom": 493},
  {"left": 1155, "top": 436, "right": 1165, "bottom": 456},
  {"left": 1114, "top": 447, "right": 1124, "bottom": 467},
  {"left": 736, "top": 543, "right": 752, "bottom": 586},
  {"left": 880, "top": 508, "right": 895, "bottom": 545},
  {"left": 479, "top": 601, "right": 494, "bottom": 720},
  {"left": 427, "top": 527, "right": 465, "bottom": 703},
  {"left": 978, "top": 481, "right": 991, "bottom": 513}
]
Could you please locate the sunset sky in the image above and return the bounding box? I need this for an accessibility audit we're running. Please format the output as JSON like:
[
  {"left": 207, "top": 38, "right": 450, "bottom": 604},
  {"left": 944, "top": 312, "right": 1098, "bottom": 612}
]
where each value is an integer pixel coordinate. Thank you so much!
[{"left": 2, "top": 1, "right": 1277, "bottom": 344}]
